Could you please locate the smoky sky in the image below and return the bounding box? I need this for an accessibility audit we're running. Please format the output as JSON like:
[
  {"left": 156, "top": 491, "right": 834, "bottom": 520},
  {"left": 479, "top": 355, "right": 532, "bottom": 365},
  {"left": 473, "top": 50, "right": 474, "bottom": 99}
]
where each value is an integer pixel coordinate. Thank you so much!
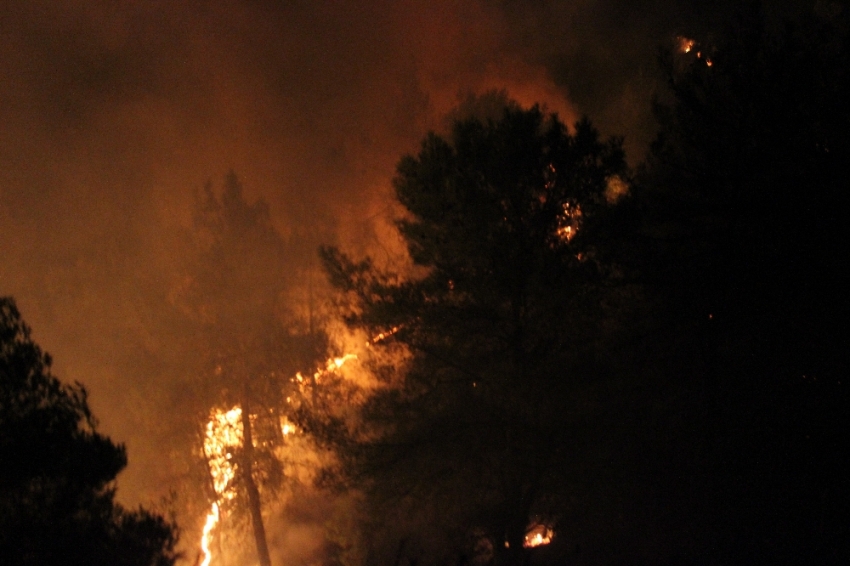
[{"left": 0, "top": 0, "right": 810, "bottom": 507}]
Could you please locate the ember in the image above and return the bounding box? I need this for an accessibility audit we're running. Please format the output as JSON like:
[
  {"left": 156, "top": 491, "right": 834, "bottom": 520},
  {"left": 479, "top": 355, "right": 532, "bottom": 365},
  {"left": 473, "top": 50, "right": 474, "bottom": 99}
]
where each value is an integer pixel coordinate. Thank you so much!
[{"left": 524, "top": 525, "right": 554, "bottom": 548}]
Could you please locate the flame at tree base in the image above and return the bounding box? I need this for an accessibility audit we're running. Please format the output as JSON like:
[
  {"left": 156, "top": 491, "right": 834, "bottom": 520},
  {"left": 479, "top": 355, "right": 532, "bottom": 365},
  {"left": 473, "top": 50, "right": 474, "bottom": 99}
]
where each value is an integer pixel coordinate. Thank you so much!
[
  {"left": 198, "top": 406, "right": 242, "bottom": 566},
  {"left": 200, "top": 502, "right": 219, "bottom": 566},
  {"left": 195, "top": 328, "right": 400, "bottom": 563}
]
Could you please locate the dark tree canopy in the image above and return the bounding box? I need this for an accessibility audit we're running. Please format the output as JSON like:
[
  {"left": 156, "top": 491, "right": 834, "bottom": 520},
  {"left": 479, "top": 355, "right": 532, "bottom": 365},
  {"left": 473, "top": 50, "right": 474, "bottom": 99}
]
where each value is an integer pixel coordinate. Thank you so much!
[
  {"left": 317, "top": 7, "right": 850, "bottom": 562},
  {"left": 646, "top": 1, "right": 850, "bottom": 363},
  {"left": 0, "top": 297, "right": 178, "bottom": 566},
  {"left": 321, "top": 102, "right": 630, "bottom": 565},
  {"left": 635, "top": 3, "right": 850, "bottom": 563}
]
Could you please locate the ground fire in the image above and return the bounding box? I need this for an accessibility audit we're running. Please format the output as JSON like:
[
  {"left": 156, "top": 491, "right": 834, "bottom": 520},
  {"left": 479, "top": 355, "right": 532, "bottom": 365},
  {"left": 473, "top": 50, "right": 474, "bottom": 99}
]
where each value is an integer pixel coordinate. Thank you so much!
[
  {"left": 197, "top": 324, "right": 551, "bottom": 564},
  {"left": 198, "top": 343, "right": 364, "bottom": 564}
]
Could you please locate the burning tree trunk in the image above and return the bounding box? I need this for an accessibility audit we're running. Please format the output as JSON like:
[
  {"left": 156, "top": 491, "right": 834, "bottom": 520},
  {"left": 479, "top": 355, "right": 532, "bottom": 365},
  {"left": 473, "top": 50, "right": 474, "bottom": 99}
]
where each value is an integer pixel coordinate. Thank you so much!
[{"left": 240, "top": 393, "right": 272, "bottom": 566}]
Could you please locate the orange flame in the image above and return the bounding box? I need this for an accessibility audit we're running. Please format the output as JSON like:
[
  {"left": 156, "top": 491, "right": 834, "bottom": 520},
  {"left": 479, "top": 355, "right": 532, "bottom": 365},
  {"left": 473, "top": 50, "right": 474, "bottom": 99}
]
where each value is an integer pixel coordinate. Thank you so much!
[
  {"left": 198, "top": 407, "right": 242, "bottom": 565},
  {"left": 524, "top": 525, "right": 554, "bottom": 548},
  {"left": 678, "top": 36, "right": 696, "bottom": 53},
  {"left": 197, "top": 327, "right": 401, "bottom": 561},
  {"left": 200, "top": 502, "right": 219, "bottom": 566},
  {"left": 554, "top": 201, "right": 581, "bottom": 243},
  {"left": 367, "top": 326, "right": 399, "bottom": 346},
  {"left": 204, "top": 407, "right": 242, "bottom": 500}
]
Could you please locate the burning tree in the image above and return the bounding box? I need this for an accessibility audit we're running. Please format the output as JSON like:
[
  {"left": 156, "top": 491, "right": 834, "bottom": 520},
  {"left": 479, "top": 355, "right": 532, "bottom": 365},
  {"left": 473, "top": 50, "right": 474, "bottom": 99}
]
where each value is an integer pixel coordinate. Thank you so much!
[
  {"left": 319, "top": 99, "right": 630, "bottom": 565},
  {"left": 177, "top": 173, "right": 329, "bottom": 566}
]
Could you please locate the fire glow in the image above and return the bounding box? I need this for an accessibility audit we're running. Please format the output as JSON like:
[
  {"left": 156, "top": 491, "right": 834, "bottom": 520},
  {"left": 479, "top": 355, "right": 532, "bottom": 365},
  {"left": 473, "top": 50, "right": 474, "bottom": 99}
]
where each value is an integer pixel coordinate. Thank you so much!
[
  {"left": 196, "top": 325, "right": 553, "bottom": 563},
  {"left": 199, "top": 407, "right": 243, "bottom": 566},
  {"left": 200, "top": 503, "right": 219, "bottom": 566},
  {"left": 204, "top": 407, "right": 242, "bottom": 499},
  {"left": 294, "top": 352, "right": 358, "bottom": 387},
  {"left": 524, "top": 525, "right": 554, "bottom": 548},
  {"left": 197, "top": 341, "right": 367, "bottom": 563},
  {"left": 677, "top": 35, "right": 712, "bottom": 66},
  {"left": 555, "top": 201, "right": 581, "bottom": 243}
]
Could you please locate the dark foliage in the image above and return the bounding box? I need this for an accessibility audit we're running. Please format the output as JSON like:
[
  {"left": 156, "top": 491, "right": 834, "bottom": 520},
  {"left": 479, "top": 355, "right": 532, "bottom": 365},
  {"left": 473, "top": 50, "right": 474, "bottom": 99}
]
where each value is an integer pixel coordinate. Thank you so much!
[
  {"left": 636, "top": 3, "right": 850, "bottom": 563},
  {"left": 320, "top": 102, "right": 633, "bottom": 565},
  {"left": 318, "top": 5, "right": 850, "bottom": 563},
  {"left": 0, "top": 297, "right": 179, "bottom": 566}
]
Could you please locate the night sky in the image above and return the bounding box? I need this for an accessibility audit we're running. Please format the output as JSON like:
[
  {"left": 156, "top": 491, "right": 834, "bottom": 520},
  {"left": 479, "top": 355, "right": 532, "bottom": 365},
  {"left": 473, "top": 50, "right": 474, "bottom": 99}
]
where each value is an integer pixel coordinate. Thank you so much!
[{"left": 0, "top": 0, "right": 808, "bottom": 512}]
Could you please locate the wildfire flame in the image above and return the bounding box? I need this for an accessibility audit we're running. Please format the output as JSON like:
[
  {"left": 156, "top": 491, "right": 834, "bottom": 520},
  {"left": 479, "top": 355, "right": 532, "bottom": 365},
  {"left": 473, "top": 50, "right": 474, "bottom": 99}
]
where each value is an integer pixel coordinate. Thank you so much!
[
  {"left": 523, "top": 525, "right": 554, "bottom": 548},
  {"left": 197, "top": 327, "right": 399, "bottom": 563},
  {"left": 294, "top": 352, "right": 360, "bottom": 387},
  {"left": 367, "top": 325, "right": 399, "bottom": 346},
  {"left": 676, "top": 36, "right": 712, "bottom": 67},
  {"left": 197, "top": 325, "right": 550, "bottom": 561},
  {"left": 554, "top": 201, "right": 581, "bottom": 243},
  {"left": 199, "top": 407, "right": 243, "bottom": 565},
  {"left": 204, "top": 407, "right": 243, "bottom": 499},
  {"left": 200, "top": 502, "right": 219, "bottom": 566}
]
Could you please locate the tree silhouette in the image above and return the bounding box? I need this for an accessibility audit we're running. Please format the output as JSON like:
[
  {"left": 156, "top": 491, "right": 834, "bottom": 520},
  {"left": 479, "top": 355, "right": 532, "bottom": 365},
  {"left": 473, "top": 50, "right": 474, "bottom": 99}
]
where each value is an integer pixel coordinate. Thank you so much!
[
  {"left": 179, "top": 172, "right": 330, "bottom": 566},
  {"left": 320, "top": 100, "right": 630, "bottom": 565},
  {"left": 0, "top": 297, "right": 179, "bottom": 566},
  {"left": 638, "top": 4, "right": 850, "bottom": 562}
]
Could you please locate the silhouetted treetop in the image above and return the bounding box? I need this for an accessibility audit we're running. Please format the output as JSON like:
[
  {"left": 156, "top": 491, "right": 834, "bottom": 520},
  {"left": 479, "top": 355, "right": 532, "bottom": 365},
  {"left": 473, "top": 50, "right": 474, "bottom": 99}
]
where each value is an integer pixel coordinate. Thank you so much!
[
  {"left": 321, "top": 101, "right": 632, "bottom": 566},
  {"left": 0, "top": 297, "right": 179, "bottom": 566}
]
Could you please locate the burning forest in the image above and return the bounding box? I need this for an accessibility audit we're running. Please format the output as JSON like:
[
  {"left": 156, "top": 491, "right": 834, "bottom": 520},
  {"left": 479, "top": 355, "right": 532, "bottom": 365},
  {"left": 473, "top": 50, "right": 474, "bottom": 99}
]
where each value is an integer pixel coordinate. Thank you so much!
[{"left": 2, "top": 1, "right": 849, "bottom": 565}]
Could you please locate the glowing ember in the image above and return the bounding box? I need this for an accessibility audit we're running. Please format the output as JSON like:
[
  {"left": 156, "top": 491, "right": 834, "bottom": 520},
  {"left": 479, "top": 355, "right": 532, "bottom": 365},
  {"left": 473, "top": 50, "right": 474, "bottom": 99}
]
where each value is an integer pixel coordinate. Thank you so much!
[
  {"left": 524, "top": 525, "right": 554, "bottom": 548},
  {"left": 554, "top": 201, "right": 581, "bottom": 243},
  {"left": 678, "top": 36, "right": 695, "bottom": 53}
]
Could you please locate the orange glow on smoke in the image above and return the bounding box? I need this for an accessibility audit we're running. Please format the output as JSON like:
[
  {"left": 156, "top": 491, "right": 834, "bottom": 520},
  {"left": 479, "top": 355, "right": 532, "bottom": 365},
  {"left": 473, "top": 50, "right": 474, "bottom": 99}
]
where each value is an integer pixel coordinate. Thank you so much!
[{"left": 197, "top": 324, "right": 549, "bottom": 560}]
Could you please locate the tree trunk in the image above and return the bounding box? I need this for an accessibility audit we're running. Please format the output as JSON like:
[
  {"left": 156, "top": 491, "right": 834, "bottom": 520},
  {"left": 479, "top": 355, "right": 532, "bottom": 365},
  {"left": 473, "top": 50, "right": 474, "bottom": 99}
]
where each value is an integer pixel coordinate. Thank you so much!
[{"left": 241, "top": 394, "right": 272, "bottom": 566}]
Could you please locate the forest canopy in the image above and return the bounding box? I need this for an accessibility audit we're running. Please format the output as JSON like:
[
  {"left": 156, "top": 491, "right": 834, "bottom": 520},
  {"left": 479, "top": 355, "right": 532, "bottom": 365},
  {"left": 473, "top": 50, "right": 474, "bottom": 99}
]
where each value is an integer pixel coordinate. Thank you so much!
[
  {"left": 2, "top": 3, "right": 848, "bottom": 566},
  {"left": 314, "top": 5, "right": 850, "bottom": 564}
]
